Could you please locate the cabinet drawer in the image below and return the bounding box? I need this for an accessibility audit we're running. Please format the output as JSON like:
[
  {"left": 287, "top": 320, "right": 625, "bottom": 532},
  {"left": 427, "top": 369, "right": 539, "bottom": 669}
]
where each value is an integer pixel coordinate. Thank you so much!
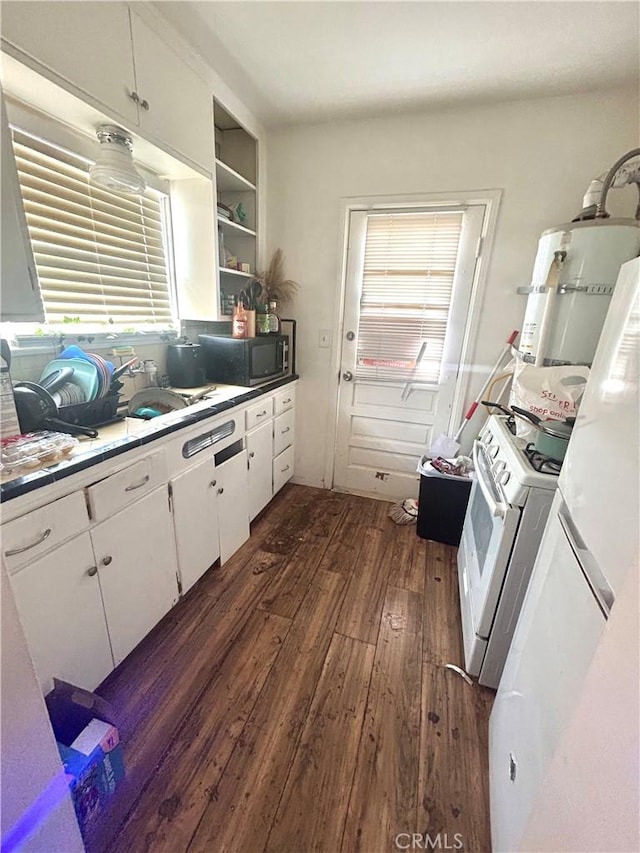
[
  {"left": 3, "top": 491, "right": 90, "bottom": 572},
  {"left": 85, "top": 450, "right": 167, "bottom": 522},
  {"left": 245, "top": 397, "right": 273, "bottom": 431},
  {"left": 273, "top": 444, "right": 294, "bottom": 495},
  {"left": 273, "top": 409, "right": 295, "bottom": 457},
  {"left": 274, "top": 387, "right": 295, "bottom": 416}
]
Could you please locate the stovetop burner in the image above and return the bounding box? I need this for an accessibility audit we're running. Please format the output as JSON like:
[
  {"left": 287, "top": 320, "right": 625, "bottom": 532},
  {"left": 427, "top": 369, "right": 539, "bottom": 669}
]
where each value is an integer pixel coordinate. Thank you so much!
[{"left": 523, "top": 442, "right": 562, "bottom": 475}]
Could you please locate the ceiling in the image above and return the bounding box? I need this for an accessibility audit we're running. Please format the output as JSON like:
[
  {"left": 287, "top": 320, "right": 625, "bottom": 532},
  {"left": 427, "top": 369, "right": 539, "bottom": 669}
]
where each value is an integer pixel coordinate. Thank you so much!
[{"left": 156, "top": 1, "right": 640, "bottom": 127}]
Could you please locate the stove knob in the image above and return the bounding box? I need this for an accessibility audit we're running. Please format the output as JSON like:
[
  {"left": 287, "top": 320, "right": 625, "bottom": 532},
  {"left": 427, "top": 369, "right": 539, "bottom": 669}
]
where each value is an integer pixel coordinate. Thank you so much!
[
  {"left": 492, "top": 460, "right": 506, "bottom": 476},
  {"left": 498, "top": 470, "right": 511, "bottom": 486},
  {"left": 488, "top": 444, "right": 499, "bottom": 458},
  {"left": 482, "top": 431, "right": 493, "bottom": 444}
]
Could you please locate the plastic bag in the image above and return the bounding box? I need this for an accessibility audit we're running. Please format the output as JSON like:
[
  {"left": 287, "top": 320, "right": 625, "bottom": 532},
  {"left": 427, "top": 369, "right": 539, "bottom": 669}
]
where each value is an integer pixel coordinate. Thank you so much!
[{"left": 509, "top": 359, "right": 589, "bottom": 440}]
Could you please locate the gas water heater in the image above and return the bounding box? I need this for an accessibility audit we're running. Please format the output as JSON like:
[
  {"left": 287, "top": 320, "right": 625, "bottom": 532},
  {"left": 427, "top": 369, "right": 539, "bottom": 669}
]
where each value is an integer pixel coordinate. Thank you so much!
[{"left": 519, "top": 148, "right": 640, "bottom": 366}]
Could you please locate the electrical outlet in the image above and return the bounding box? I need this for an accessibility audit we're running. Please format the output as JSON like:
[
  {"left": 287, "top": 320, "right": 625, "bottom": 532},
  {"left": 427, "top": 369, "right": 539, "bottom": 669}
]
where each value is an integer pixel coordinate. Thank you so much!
[{"left": 318, "top": 329, "right": 331, "bottom": 349}]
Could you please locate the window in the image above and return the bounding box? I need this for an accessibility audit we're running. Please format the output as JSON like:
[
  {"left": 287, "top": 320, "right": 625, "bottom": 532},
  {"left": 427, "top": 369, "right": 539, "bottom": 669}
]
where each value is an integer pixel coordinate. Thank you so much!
[
  {"left": 11, "top": 127, "right": 175, "bottom": 330},
  {"left": 355, "top": 209, "right": 464, "bottom": 383}
]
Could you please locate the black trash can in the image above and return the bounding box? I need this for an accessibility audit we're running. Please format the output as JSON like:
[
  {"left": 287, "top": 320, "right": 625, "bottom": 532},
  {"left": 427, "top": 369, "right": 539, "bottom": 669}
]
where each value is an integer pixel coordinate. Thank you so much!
[{"left": 416, "top": 468, "right": 472, "bottom": 546}]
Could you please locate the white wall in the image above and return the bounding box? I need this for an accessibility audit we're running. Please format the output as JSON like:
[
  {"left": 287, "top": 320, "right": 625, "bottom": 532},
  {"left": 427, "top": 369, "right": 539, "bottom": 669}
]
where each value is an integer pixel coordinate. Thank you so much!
[
  {"left": 520, "top": 564, "right": 639, "bottom": 852},
  {"left": 266, "top": 87, "right": 639, "bottom": 488}
]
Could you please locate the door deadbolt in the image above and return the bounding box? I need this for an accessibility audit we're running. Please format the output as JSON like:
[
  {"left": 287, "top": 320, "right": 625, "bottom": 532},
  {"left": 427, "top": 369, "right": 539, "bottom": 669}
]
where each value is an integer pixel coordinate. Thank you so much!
[
  {"left": 342, "top": 371, "right": 353, "bottom": 381},
  {"left": 346, "top": 331, "right": 355, "bottom": 341}
]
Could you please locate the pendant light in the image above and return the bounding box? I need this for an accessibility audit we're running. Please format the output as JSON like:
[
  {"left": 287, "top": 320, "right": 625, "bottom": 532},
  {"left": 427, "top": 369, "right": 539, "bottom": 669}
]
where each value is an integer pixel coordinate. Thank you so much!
[{"left": 89, "top": 124, "right": 146, "bottom": 194}]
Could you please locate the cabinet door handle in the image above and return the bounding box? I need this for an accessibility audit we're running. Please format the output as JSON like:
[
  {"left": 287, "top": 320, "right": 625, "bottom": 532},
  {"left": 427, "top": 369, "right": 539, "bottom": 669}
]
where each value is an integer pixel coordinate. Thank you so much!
[
  {"left": 282, "top": 398, "right": 291, "bottom": 404},
  {"left": 140, "top": 99, "right": 149, "bottom": 111},
  {"left": 217, "top": 487, "right": 224, "bottom": 495},
  {"left": 101, "top": 556, "right": 113, "bottom": 566},
  {"left": 249, "top": 451, "right": 255, "bottom": 458},
  {"left": 256, "top": 411, "right": 268, "bottom": 418},
  {"left": 129, "top": 90, "right": 140, "bottom": 104},
  {"left": 87, "top": 566, "right": 98, "bottom": 577},
  {"left": 281, "top": 427, "right": 290, "bottom": 434},
  {"left": 281, "top": 465, "right": 290, "bottom": 473},
  {"left": 209, "top": 480, "right": 217, "bottom": 488},
  {"left": 5, "top": 528, "right": 52, "bottom": 556},
  {"left": 125, "top": 474, "right": 150, "bottom": 492}
]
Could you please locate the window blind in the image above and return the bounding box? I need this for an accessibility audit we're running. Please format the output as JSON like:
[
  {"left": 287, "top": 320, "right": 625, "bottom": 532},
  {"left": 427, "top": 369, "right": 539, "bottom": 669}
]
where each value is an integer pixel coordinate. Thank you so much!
[
  {"left": 356, "top": 210, "right": 465, "bottom": 383},
  {"left": 11, "top": 127, "right": 174, "bottom": 327}
]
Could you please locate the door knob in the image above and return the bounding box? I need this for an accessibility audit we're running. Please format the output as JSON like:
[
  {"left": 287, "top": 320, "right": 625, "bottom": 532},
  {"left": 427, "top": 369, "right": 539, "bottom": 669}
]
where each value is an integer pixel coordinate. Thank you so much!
[
  {"left": 101, "top": 556, "right": 112, "bottom": 566},
  {"left": 209, "top": 480, "right": 217, "bottom": 488},
  {"left": 87, "top": 566, "right": 98, "bottom": 577},
  {"left": 346, "top": 331, "right": 355, "bottom": 341},
  {"left": 342, "top": 371, "right": 353, "bottom": 381},
  {"left": 217, "top": 487, "right": 224, "bottom": 495}
]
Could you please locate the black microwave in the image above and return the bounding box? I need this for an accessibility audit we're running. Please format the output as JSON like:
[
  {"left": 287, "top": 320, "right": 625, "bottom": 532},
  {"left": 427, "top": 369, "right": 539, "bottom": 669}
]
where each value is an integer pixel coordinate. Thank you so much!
[{"left": 198, "top": 334, "right": 289, "bottom": 387}]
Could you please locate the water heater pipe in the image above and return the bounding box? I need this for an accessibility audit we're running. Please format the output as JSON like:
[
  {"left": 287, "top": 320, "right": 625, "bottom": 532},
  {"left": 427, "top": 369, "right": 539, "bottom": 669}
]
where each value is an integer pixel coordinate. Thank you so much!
[{"left": 594, "top": 148, "right": 640, "bottom": 219}]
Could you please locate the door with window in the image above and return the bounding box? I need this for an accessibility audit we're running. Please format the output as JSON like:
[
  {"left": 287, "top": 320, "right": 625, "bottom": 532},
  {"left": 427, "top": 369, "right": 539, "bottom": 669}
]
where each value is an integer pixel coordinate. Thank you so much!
[{"left": 334, "top": 204, "right": 485, "bottom": 500}]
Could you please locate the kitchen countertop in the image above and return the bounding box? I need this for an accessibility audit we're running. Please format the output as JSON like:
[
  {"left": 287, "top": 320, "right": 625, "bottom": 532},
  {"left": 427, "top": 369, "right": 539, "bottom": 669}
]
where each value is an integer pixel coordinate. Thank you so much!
[{"left": 1, "top": 375, "right": 298, "bottom": 502}]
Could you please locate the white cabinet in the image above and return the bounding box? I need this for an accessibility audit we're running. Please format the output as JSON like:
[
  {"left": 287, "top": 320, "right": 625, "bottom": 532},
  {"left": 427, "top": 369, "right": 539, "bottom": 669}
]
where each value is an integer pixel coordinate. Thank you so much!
[
  {"left": 90, "top": 487, "right": 179, "bottom": 666},
  {"left": 216, "top": 450, "right": 250, "bottom": 563},
  {"left": 9, "top": 534, "right": 113, "bottom": 694},
  {"left": 0, "top": 94, "right": 43, "bottom": 321},
  {"left": 273, "top": 444, "right": 295, "bottom": 495},
  {"left": 170, "top": 456, "right": 220, "bottom": 595},
  {"left": 128, "top": 10, "right": 213, "bottom": 170},
  {"left": 0, "top": 2, "right": 138, "bottom": 125},
  {"left": 1, "top": 2, "right": 213, "bottom": 171},
  {"left": 246, "top": 420, "right": 273, "bottom": 522},
  {"left": 273, "top": 408, "right": 295, "bottom": 458}
]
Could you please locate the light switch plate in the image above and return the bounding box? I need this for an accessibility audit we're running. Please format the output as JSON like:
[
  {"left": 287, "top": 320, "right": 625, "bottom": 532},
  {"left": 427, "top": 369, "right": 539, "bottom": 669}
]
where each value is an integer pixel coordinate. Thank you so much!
[{"left": 318, "top": 329, "right": 331, "bottom": 349}]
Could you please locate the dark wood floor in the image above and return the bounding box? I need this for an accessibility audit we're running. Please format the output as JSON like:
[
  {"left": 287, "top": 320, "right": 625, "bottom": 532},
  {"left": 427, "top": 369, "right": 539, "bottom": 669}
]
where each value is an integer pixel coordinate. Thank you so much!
[{"left": 88, "top": 484, "right": 494, "bottom": 853}]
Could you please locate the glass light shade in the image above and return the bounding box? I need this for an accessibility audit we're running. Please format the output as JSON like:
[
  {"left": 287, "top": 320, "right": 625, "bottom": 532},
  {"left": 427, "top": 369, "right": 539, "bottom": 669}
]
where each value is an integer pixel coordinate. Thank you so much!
[{"left": 89, "top": 126, "right": 146, "bottom": 195}]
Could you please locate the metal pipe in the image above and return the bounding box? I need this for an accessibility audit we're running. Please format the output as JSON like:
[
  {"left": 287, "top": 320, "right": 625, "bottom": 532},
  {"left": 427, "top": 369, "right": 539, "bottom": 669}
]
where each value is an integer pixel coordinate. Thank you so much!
[{"left": 595, "top": 147, "right": 640, "bottom": 219}]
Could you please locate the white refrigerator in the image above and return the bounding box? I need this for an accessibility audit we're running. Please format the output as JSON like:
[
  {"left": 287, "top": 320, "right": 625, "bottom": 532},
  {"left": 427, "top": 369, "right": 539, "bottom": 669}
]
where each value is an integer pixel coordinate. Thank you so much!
[{"left": 488, "top": 256, "right": 640, "bottom": 852}]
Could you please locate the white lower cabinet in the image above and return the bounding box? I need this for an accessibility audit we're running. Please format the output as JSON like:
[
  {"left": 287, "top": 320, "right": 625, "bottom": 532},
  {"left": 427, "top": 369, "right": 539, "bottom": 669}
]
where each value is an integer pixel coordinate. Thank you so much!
[
  {"left": 216, "top": 450, "right": 250, "bottom": 563},
  {"left": 273, "top": 444, "right": 295, "bottom": 494},
  {"left": 90, "top": 487, "right": 180, "bottom": 666},
  {"left": 9, "top": 533, "right": 113, "bottom": 694},
  {"left": 247, "top": 420, "right": 274, "bottom": 522},
  {"left": 170, "top": 456, "right": 220, "bottom": 595}
]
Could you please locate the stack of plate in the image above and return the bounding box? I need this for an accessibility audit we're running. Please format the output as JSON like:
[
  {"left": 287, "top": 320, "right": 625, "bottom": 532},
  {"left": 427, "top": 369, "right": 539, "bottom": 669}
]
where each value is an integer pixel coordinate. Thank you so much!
[{"left": 39, "top": 349, "right": 115, "bottom": 403}]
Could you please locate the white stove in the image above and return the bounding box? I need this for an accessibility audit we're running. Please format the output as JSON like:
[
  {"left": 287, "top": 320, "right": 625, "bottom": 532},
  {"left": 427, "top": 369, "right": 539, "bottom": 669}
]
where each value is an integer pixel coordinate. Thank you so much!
[{"left": 456, "top": 414, "right": 560, "bottom": 689}]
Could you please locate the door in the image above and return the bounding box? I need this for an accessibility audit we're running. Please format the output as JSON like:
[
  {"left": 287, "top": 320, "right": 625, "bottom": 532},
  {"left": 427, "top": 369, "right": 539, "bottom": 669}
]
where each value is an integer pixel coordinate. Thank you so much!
[
  {"left": 334, "top": 204, "right": 485, "bottom": 500},
  {"left": 489, "top": 497, "right": 606, "bottom": 853},
  {"left": 1, "top": 1, "right": 138, "bottom": 125},
  {"left": 9, "top": 533, "right": 113, "bottom": 693},
  {"left": 129, "top": 8, "right": 213, "bottom": 170},
  {"left": 216, "top": 450, "right": 250, "bottom": 563},
  {"left": 247, "top": 421, "right": 273, "bottom": 522},
  {"left": 171, "top": 456, "right": 221, "bottom": 595},
  {"left": 91, "top": 487, "right": 179, "bottom": 666}
]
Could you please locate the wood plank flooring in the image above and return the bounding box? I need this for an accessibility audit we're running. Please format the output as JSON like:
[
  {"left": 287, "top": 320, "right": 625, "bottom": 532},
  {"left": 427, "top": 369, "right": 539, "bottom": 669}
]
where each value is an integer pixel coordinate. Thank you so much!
[{"left": 89, "top": 484, "right": 493, "bottom": 853}]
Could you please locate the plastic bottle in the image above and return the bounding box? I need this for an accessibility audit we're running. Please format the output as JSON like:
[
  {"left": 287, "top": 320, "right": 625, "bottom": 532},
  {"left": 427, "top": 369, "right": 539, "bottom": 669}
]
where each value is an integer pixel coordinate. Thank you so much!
[{"left": 232, "top": 301, "right": 248, "bottom": 338}]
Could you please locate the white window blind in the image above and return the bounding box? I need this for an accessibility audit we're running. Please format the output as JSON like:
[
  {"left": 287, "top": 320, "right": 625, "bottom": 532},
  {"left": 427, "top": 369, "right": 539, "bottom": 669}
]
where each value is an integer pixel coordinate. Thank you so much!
[
  {"left": 356, "top": 210, "right": 465, "bottom": 383},
  {"left": 11, "top": 127, "right": 174, "bottom": 328}
]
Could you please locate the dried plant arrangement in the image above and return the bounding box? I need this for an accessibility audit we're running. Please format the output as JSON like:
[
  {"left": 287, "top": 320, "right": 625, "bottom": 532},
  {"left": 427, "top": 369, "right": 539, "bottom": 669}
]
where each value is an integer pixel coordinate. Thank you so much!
[{"left": 255, "top": 248, "right": 299, "bottom": 305}]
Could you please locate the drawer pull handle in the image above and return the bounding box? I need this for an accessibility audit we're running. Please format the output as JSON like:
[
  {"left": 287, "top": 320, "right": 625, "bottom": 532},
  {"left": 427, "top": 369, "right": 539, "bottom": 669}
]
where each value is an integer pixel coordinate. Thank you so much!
[
  {"left": 87, "top": 566, "right": 98, "bottom": 577},
  {"left": 282, "top": 398, "right": 291, "bottom": 404},
  {"left": 217, "top": 487, "right": 224, "bottom": 495},
  {"left": 102, "top": 556, "right": 113, "bottom": 566},
  {"left": 281, "top": 427, "right": 290, "bottom": 434},
  {"left": 256, "top": 411, "right": 268, "bottom": 418},
  {"left": 5, "top": 528, "right": 52, "bottom": 556},
  {"left": 125, "top": 475, "right": 150, "bottom": 492},
  {"left": 209, "top": 480, "right": 217, "bottom": 488},
  {"left": 249, "top": 451, "right": 255, "bottom": 458},
  {"left": 140, "top": 98, "right": 150, "bottom": 111},
  {"left": 281, "top": 465, "right": 290, "bottom": 473}
]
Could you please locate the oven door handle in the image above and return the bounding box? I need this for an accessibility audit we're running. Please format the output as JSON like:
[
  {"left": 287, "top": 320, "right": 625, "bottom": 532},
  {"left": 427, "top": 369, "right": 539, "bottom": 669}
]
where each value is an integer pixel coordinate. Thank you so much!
[{"left": 472, "top": 441, "right": 509, "bottom": 520}]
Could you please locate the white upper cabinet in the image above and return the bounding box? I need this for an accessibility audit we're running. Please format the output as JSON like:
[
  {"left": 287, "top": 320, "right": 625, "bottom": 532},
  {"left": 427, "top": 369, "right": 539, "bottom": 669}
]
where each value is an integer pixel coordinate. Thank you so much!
[
  {"left": 0, "top": 94, "right": 43, "bottom": 321},
  {"left": 0, "top": 2, "right": 213, "bottom": 172},
  {"left": 0, "top": 1, "right": 138, "bottom": 125},
  {"left": 129, "top": 10, "right": 213, "bottom": 171}
]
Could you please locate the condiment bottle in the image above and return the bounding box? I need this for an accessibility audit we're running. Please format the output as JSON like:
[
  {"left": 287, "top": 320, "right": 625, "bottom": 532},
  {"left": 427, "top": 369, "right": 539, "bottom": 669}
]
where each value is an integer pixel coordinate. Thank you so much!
[
  {"left": 267, "top": 300, "right": 281, "bottom": 334},
  {"left": 232, "top": 301, "right": 248, "bottom": 338}
]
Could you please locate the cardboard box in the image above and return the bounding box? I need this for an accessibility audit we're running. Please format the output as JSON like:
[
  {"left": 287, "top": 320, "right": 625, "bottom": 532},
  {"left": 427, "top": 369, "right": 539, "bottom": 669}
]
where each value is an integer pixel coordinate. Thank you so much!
[{"left": 45, "top": 680, "right": 125, "bottom": 835}]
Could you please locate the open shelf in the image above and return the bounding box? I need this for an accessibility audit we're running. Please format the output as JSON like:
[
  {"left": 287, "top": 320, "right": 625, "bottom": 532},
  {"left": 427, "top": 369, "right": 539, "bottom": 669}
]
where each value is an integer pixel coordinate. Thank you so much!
[
  {"left": 218, "top": 218, "right": 256, "bottom": 238},
  {"left": 215, "top": 158, "right": 255, "bottom": 193},
  {"left": 220, "top": 267, "right": 254, "bottom": 279}
]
